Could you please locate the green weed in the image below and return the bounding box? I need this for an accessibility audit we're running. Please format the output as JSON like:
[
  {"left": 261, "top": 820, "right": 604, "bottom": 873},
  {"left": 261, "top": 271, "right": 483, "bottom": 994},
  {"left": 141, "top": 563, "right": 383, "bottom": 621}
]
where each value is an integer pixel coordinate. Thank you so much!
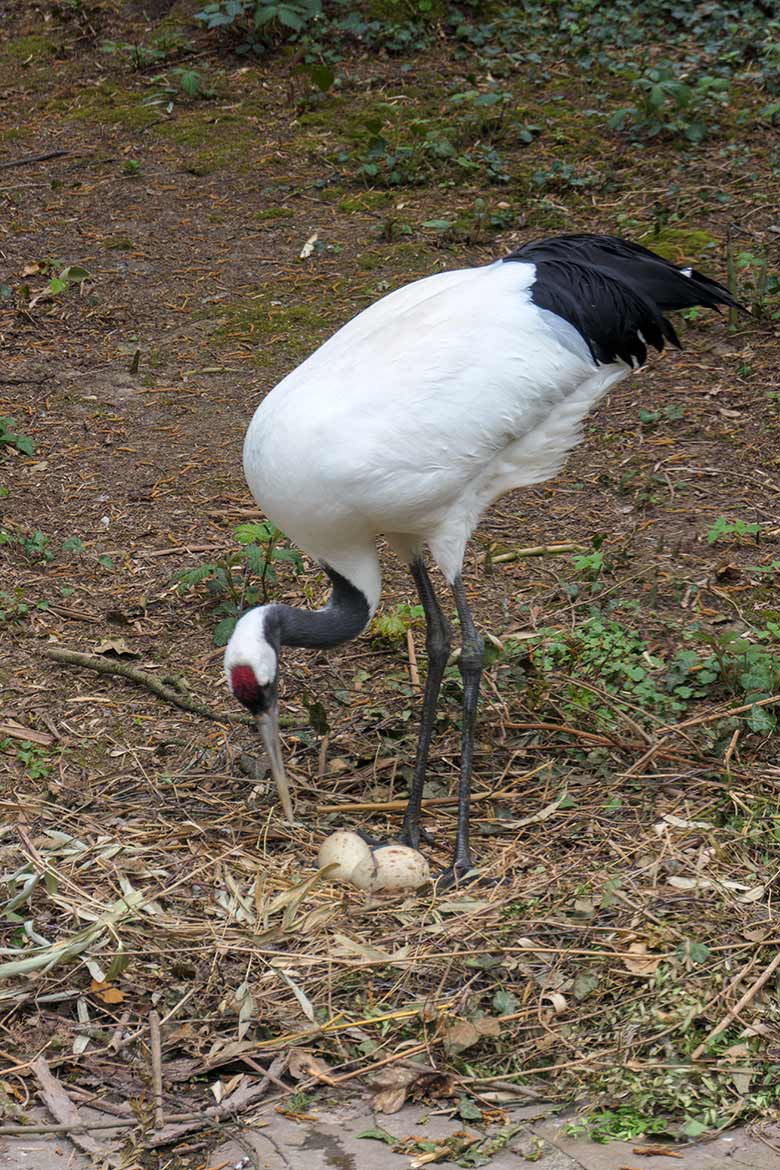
[
  {"left": 371, "top": 602, "right": 424, "bottom": 644},
  {"left": 609, "top": 66, "right": 730, "bottom": 143},
  {"left": 0, "top": 417, "right": 34, "bottom": 457},
  {"left": 705, "top": 516, "right": 762, "bottom": 545},
  {"left": 176, "top": 521, "right": 302, "bottom": 645}
]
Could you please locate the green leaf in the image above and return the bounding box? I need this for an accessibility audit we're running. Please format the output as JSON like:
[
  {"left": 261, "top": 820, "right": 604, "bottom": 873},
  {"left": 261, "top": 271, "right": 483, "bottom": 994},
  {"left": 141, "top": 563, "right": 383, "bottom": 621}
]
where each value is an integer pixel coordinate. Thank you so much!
[
  {"left": 747, "top": 703, "right": 774, "bottom": 733},
  {"left": 214, "top": 616, "right": 238, "bottom": 646},
  {"left": 306, "top": 63, "right": 335, "bottom": 92},
  {"left": 457, "top": 1095, "right": 483, "bottom": 1121},
  {"left": 59, "top": 265, "right": 89, "bottom": 283},
  {"left": 97, "top": 555, "right": 114, "bottom": 569},
  {"left": 357, "top": 1128, "right": 395, "bottom": 1145},
  {"left": 47, "top": 277, "right": 68, "bottom": 295},
  {"left": 492, "top": 987, "right": 517, "bottom": 1015},
  {"left": 573, "top": 971, "right": 600, "bottom": 1000}
]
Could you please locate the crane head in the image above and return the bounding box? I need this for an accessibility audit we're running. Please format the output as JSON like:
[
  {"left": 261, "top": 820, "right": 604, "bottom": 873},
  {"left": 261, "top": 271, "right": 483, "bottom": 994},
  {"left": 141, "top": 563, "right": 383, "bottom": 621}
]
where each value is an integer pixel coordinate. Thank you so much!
[{"left": 224, "top": 608, "right": 293, "bottom": 823}]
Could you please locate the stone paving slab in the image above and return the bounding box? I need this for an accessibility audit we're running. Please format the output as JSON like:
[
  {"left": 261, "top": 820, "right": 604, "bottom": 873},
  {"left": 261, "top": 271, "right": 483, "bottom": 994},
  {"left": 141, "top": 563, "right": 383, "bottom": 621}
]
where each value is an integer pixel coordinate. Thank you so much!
[{"left": 3, "top": 1099, "right": 780, "bottom": 1169}]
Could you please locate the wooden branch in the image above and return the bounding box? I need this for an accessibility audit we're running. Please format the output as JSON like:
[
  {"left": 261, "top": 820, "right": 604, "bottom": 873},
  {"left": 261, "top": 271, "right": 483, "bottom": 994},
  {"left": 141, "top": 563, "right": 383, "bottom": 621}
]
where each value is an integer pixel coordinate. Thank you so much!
[
  {"left": 41, "top": 645, "right": 296, "bottom": 729},
  {"left": 0, "top": 1119, "right": 137, "bottom": 1136},
  {"left": 145, "top": 1052, "right": 289, "bottom": 1149},
  {"left": 491, "top": 542, "right": 584, "bottom": 563},
  {"left": 41, "top": 645, "right": 245, "bottom": 725},
  {"left": 663, "top": 692, "right": 780, "bottom": 733},
  {"left": 0, "top": 150, "right": 68, "bottom": 171},
  {"left": 690, "top": 952, "right": 780, "bottom": 1060},
  {"left": 149, "top": 1011, "right": 164, "bottom": 1129},
  {"left": 31, "top": 1055, "right": 114, "bottom": 1161}
]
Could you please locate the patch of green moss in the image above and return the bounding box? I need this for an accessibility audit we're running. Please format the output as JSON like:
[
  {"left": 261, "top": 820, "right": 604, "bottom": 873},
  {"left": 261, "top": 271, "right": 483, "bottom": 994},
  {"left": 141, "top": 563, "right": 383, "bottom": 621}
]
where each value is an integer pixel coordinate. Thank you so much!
[
  {"left": 252, "top": 207, "right": 295, "bottom": 222},
  {"left": 639, "top": 227, "right": 719, "bottom": 264},
  {"left": 156, "top": 111, "right": 260, "bottom": 175},
  {"left": 3, "top": 34, "right": 59, "bottom": 62},
  {"left": 211, "top": 293, "right": 339, "bottom": 362},
  {"left": 103, "top": 236, "right": 135, "bottom": 251},
  {"left": 338, "top": 192, "right": 392, "bottom": 212},
  {"left": 61, "top": 83, "right": 159, "bottom": 131}
]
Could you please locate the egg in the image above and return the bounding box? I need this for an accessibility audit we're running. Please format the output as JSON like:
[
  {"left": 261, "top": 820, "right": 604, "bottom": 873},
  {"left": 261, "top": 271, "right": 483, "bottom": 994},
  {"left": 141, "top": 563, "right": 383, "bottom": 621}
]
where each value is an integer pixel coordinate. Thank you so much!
[
  {"left": 317, "top": 830, "right": 372, "bottom": 882},
  {"left": 350, "top": 844, "right": 431, "bottom": 893}
]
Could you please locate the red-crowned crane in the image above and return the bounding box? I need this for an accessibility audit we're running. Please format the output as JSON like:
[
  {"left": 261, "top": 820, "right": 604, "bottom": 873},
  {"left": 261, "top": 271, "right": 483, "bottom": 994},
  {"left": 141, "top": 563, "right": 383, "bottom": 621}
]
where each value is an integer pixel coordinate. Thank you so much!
[{"left": 224, "top": 233, "right": 740, "bottom": 886}]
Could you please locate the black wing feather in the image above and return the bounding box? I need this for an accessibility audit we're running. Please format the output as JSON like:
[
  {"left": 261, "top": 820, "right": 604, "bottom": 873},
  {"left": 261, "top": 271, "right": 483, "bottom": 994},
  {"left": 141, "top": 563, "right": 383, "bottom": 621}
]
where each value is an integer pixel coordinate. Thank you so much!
[{"left": 504, "top": 233, "right": 743, "bottom": 367}]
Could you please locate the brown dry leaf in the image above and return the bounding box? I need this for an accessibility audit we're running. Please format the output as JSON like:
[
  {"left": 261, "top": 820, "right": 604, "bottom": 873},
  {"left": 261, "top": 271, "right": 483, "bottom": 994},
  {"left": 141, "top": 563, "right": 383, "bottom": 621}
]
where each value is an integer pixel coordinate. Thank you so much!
[
  {"left": 632, "top": 1146, "right": 683, "bottom": 1158},
  {"left": 287, "top": 1048, "right": 335, "bottom": 1084},
  {"left": 94, "top": 638, "right": 138, "bottom": 658},
  {"left": 367, "top": 1066, "right": 419, "bottom": 1114},
  {"left": 444, "top": 1019, "right": 482, "bottom": 1054},
  {"left": 89, "top": 979, "right": 125, "bottom": 1004},
  {"left": 622, "top": 942, "right": 662, "bottom": 977},
  {"left": 541, "top": 991, "right": 567, "bottom": 1013}
]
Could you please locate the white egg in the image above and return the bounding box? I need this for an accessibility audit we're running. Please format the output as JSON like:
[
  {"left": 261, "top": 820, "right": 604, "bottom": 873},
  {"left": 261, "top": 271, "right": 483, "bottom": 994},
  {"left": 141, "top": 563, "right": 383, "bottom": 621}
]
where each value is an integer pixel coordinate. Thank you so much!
[
  {"left": 318, "top": 830, "right": 372, "bottom": 882},
  {"left": 350, "top": 844, "right": 431, "bottom": 893}
]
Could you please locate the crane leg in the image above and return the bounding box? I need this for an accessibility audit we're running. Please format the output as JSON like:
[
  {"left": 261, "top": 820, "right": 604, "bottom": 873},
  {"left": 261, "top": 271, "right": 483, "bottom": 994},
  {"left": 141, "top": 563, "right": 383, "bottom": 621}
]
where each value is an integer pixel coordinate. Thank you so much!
[
  {"left": 397, "top": 557, "right": 452, "bottom": 849},
  {"left": 437, "top": 574, "right": 483, "bottom": 887}
]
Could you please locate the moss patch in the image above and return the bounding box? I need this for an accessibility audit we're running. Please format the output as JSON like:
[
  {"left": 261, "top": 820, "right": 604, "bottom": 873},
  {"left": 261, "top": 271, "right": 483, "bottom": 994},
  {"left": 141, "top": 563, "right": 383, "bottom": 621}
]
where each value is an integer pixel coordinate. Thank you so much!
[
  {"left": 211, "top": 292, "right": 341, "bottom": 362},
  {"left": 2, "top": 34, "right": 60, "bottom": 62},
  {"left": 60, "top": 82, "right": 159, "bottom": 131},
  {"left": 638, "top": 227, "right": 719, "bottom": 264}
]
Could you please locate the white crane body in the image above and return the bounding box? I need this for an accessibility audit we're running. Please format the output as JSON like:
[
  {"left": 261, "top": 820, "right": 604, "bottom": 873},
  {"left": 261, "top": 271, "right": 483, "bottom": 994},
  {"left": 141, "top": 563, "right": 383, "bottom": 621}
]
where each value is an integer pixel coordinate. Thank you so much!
[
  {"left": 225, "top": 234, "right": 741, "bottom": 884},
  {"left": 243, "top": 259, "right": 626, "bottom": 605}
]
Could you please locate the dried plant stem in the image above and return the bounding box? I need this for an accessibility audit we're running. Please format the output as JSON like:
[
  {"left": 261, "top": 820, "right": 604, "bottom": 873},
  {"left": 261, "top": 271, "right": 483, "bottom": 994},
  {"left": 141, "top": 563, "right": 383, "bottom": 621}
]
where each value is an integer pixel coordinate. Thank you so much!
[
  {"left": 690, "top": 952, "right": 780, "bottom": 1060},
  {"left": 149, "top": 1011, "right": 164, "bottom": 1129},
  {"left": 491, "top": 542, "right": 584, "bottom": 562}
]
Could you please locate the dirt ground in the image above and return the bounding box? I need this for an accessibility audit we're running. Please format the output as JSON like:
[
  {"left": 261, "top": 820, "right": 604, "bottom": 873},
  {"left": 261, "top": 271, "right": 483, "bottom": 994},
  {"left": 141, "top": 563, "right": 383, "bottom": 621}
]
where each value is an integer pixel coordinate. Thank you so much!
[{"left": 2, "top": 1, "right": 780, "bottom": 1166}]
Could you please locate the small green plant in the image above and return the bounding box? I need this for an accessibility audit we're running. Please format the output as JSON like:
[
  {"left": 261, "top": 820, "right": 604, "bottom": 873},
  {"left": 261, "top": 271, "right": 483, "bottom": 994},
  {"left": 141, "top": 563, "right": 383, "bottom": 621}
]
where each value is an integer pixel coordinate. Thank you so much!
[
  {"left": 706, "top": 515, "right": 762, "bottom": 545},
  {"left": 0, "top": 417, "right": 34, "bottom": 456},
  {"left": 176, "top": 522, "right": 302, "bottom": 645},
  {"left": 143, "top": 68, "right": 215, "bottom": 111},
  {"left": 371, "top": 602, "right": 424, "bottom": 644},
  {"left": 531, "top": 159, "right": 600, "bottom": 190},
  {"left": 0, "top": 528, "right": 55, "bottom": 563},
  {"left": 609, "top": 66, "right": 730, "bottom": 142},
  {"left": 0, "top": 589, "right": 48, "bottom": 621},
  {"left": 639, "top": 403, "right": 685, "bottom": 425},
  {"left": 0, "top": 739, "right": 55, "bottom": 780},
  {"left": 195, "top": 0, "right": 323, "bottom": 52},
  {"left": 524, "top": 614, "right": 682, "bottom": 728},
  {"left": 729, "top": 249, "right": 780, "bottom": 318},
  {"left": 101, "top": 40, "right": 165, "bottom": 68},
  {"left": 567, "top": 1105, "right": 669, "bottom": 1143}
]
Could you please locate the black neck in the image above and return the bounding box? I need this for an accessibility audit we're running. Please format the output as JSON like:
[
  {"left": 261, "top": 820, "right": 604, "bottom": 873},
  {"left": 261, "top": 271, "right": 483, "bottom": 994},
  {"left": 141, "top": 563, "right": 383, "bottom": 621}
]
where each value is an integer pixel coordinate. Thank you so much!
[{"left": 265, "top": 564, "right": 370, "bottom": 651}]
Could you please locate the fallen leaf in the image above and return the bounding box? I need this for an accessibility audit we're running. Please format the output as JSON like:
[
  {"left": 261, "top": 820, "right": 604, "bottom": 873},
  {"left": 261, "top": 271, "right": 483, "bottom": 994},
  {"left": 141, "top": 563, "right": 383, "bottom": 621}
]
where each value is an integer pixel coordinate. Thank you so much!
[
  {"left": 444, "top": 1017, "right": 500, "bottom": 1054},
  {"left": 541, "top": 991, "right": 567, "bottom": 1013},
  {"left": 299, "top": 232, "right": 319, "bottom": 259},
  {"left": 737, "top": 884, "right": 766, "bottom": 903},
  {"left": 89, "top": 979, "right": 125, "bottom": 1004},
  {"left": 367, "top": 1065, "right": 418, "bottom": 1114},
  {"left": 287, "top": 1048, "right": 335, "bottom": 1084},
  {"left": 622, "top": 942, "right": 662, "bottom": 976},
  {"left": 94, "top": 637, "right": 138, "bottom": 658}
]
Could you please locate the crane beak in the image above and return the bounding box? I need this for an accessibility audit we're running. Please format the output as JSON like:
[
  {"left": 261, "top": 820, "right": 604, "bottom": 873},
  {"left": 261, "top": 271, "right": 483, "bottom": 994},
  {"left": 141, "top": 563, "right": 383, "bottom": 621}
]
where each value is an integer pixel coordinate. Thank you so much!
[{"left": 257, "top": 705, "right": 294, "bottom": 823}]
